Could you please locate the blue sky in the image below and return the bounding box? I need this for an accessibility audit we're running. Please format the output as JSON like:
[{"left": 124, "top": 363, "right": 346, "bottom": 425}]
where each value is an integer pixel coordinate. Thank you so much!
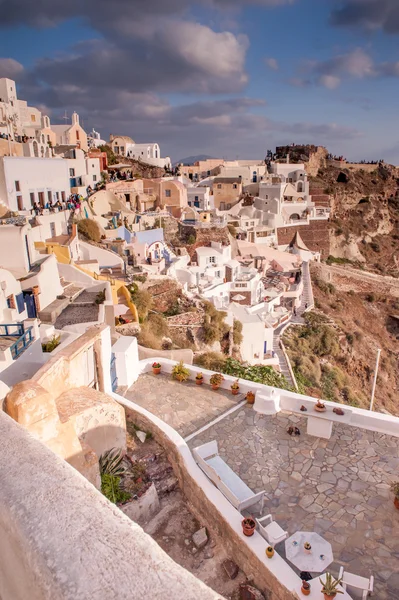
[{"left": 0, "top": 0, "right": 398, "bottom": 163}]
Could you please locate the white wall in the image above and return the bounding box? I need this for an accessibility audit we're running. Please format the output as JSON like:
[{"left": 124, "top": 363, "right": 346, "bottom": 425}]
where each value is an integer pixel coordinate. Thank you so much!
[
  {"left": 19, "top": 254, "right": 63, "bottom": 311},
  {"left": 0, "top": 157, "right": 70, "bottom": 212},
  {"left": 0, "top": 268, "right": 27, "bottom": 323},
  {"left": 78, "top": 240, "right": 124, "bottom": 270},
  {"left": 29, "top": 211, "right": 70, "bottom": 243},
  {"left": 0, "top": 224, "right": 33, "bottom": 276}
]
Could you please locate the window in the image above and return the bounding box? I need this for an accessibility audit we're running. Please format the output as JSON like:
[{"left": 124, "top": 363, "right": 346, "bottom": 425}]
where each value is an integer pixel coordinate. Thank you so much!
[
  {"left": 234, "top": 283, "right": 247, "bottom": 288},
  {"left": 56, "top": 192, "right": 60, "bottom": 200},
  {"left": 76, "top": 130, "right": 80, "bottom": 141},
  {"left": 47, "top": 135, "right": 50, "bottom": 142},
  {"left": 48, "top": 191, "right": 52, "bottom": 203},
  {"left": 120, "top": 147, "right": 124, "bottom": 154},
  {"left": 233, "top": 184, "right": 238, "bottom": 189},
  {"left": 30, "top": 192, "right": 35, "bottom": 206},
  {"left": 93, "top": 175, "right": 97, "bottom": 182},
  {"left": 61, "top": 191, "right": 66, "bottom": 202},
  {"left": 31, "top": 114, "right": 36, "bottom": 122},
  {"left": 265, "top": 195, "right": 268, "bottom": 199},
  {"left": 195, "top": 196, "right": 199, "bottom": 201},
  {"left": 6, "top": 295, "right": 15, "bottom": 309},
  {"left": 208, "top": 256, "right": 216, "bottom": 263},
  {"left": 15, "top": 180, "right": 20, "bottom": 191},
  {"left": 69, "top": 168, "right": 75, "bottom": 177},
  {"left": 165, "top": 189, "right": 171, "bottom": 198},
  {"left": 17, "top": 196, "right": 23, "bottom": 211},
  {"left": 217, "top": 184, "right": 222, "bottom": 189}
]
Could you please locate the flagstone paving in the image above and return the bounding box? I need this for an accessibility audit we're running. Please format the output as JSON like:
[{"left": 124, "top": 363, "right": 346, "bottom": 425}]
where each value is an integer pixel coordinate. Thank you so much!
[
  {"left": 125, "top": 373, "right": 243, "bottom": 438},
  {"left": 187, "top": 407, "right": 399, "bottom": 600}
]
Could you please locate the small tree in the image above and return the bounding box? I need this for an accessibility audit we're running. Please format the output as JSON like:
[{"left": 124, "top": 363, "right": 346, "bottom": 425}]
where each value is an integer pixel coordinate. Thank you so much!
[{"left": 233, "top": 320, "right": 243, "bottom": 345}]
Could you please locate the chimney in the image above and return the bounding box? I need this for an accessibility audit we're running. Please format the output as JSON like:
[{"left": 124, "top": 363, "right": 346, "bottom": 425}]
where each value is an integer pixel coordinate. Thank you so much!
[
  {"left": 286, "top": 153, "right": 290, "bottom": 164},
  {"left": 72, "top": 111, "right": 79, "bottom": 126}
]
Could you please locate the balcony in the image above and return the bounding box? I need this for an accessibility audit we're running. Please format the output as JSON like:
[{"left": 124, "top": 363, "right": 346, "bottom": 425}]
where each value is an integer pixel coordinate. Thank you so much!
[{"left": 0, "top": 323, "right": 34, "bottom": 359}]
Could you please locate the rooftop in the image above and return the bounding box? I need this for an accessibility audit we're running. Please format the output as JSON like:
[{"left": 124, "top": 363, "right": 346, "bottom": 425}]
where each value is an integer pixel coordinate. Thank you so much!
[{"left": 125, "top": 369, "right": 399, "bottom": 600}]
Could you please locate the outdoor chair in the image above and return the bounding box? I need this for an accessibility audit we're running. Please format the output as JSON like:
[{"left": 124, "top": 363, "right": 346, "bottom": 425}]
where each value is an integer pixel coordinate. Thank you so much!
[
  {"left": 255, "top": 514, "right": 288, "bottom": 547},
  {"left": 338, "top": 566, "right": 374, "bottom": 599}
]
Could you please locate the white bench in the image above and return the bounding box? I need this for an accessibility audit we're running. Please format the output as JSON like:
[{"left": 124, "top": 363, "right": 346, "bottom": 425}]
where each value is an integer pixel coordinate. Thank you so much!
[
  {"left": 338, "top": 566, "right": 374, "bottom": 599},
  {"left": 281, "top": 397, "right": 353, "bottom": 439},
  {"left": 193, "top": 440, "right": 265, "bottom": 513}
]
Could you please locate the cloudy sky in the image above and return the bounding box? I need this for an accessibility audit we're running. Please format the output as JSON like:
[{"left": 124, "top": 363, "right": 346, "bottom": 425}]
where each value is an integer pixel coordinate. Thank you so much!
[{"left": 0, "top": 0, "right": 398, "bottom": 163}]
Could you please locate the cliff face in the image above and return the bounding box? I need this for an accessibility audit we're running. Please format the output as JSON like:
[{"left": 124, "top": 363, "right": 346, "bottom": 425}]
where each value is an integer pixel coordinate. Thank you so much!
[{"left": 311, "top": 162, "right": 399, "bottom": 276}]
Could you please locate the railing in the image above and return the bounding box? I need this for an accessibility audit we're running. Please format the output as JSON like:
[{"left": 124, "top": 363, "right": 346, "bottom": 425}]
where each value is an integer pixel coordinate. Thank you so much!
[
  {"left": 0, "top": 324, "right": 24, "bottom": 337},
  {"left": 9, "top": 327, "right": 34, "bottom": 360}
]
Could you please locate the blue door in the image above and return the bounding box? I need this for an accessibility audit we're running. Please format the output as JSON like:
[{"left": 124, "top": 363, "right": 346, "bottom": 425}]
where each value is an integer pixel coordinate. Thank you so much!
[
  {"left": 110, "top": 353, "right": 118, "bottom": 392},
  {"left": 24, "top": 293, "right": 37, "bottom": 318}
]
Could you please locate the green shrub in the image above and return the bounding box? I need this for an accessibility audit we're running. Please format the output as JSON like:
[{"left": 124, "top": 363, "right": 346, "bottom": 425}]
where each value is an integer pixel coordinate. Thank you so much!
[
  {"left": 194, "top": 352, "right": 227, "bottom": 372},
  {"left": 222, "top": 358, "right": 292, "bottom": 391},
  {"left": 137, "top": 325, "right": 162, "bottom": 350},
  {"left": 77, "top": 219, "right": 102, "bottom": 243},
  {"left": 95, "top": 290, "right": 106, "bottom": 305},
  {"left": 172, "top": 360, "right": 190, "bottom": 382},
  {"left": 42, "top": 335, "right": 61, "bottom": 353},
  {"left": 99, "top": 448, "right": 126, "bottom": 477},
  {"left": 132, "top": 274, "right": 147, "bottom": 283},
  {"left": 130, "top": 287, "right": 153, "bottom": 320},
  {"left": 187, "top": 234, "right": 196, "bottom": 245},
  {"left": 326, "top": 255, "right": 352, "bottom": 266},
  {"left": 228, "top": 224, "right": 237, "bottom": 237},
  {"left": 101, "top": 474, "right": 131, "bottom": 504}
]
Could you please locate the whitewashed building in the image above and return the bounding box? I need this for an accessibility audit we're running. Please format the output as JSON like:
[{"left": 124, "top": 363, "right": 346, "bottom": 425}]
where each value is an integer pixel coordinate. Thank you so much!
[{"left": 109, "top": 135, "right": 171, "bottom": 169}]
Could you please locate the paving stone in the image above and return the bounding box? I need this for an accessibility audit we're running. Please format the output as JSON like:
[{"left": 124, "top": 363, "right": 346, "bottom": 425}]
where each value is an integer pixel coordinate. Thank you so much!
[{"left": 222, "top": 559, "right": 239, "bottom": 580}]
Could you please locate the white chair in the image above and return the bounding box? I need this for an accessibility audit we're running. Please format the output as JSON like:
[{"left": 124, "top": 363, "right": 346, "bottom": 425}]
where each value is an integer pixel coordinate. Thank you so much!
[
  {"left": 255, "top": 514, "right": 288, "bottom": 547},
  {"left": 338, "top": 566, "right": 374, "bottom": 599}
]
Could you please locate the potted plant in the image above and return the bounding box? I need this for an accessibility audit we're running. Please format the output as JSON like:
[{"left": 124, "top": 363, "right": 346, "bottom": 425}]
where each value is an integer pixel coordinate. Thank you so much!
[
  {"left": 241, "top": 516, "right": 256, "bottom": 537},
  {"left": 171, "top": 361, "right": 190, "bottom": 383},
  {"left": 231, "top": 379, "right": 240, "bottom": 396},
  {"left": 301, "top": 581, "right": 311, "bottom": 596},
  {"left": 210, "top": 373, "right": 224, "bottom": 390},
  {"left": 265, "top": 546, "right": 274, "bottom": 558},
  {"left": 152, "top": 362, "right": 161, "bottom": 375},
  {"left": 246, "top": 391, "right": 255, "bottom": 405},
  {"left": 314, "top": 400, "right": 326, "bottom": 413},
  {"left": 304, "top": 541, "right": 312, "bottom": 554},
  {"left": 391, "top": 481, "right": 399, "bottom": 510},
  {"left": 195, "top": 372, "right": 204, "bottom": 386},
  {"left": 319, "top": 573, "right": 343, "bottom": 600}
]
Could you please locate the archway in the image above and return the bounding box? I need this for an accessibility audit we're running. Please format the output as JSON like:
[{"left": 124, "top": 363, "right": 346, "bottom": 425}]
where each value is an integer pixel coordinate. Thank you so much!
[
  {"left": 290, "top": 213, "right": 301, "bottom": 222},
  {"left": 33, "top": 141, "right": 39, "bottom": 157}
]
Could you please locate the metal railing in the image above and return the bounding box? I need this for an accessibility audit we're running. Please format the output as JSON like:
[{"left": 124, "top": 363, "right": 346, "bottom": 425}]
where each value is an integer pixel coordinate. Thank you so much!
[
  {"left": 9, "top": 327, "right": 34, "bottom": 360},
  {"left": 0, "top": 323, "right": 24, "bottom": 337}
]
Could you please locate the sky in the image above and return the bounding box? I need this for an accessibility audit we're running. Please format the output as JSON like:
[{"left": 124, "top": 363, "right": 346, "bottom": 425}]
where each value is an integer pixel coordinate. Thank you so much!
[{"left": 0, "top": 0, "right": 399, "bottom": 163}]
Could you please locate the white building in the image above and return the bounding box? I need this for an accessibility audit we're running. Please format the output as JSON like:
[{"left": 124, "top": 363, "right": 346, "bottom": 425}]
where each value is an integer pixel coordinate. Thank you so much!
[
  {"left": 87, "top": 128, "right": 106, "bottom": 148},
  {"left": 187, "top": 185, "right": 212, "bottom": 211},
  {"left": 0, "top": 156, "right": 70, "bottom": 212},
  {"left": 228, "top": 302, "right": 277, "bottom": 366},
  {"left": 109, "top": 135, "right": 171, "bottom": 169},
  {"left": 63, "top": 149, "right": 101, "bottom": 195}
]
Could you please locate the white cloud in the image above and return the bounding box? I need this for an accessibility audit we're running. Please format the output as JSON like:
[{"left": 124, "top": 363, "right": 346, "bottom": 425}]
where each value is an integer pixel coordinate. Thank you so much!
[
  {"left": 265, "top": 57, "right": 279, "bottom": 71},
  {"left": 0, "top": 58, "right": 24, "bottom": 79}
]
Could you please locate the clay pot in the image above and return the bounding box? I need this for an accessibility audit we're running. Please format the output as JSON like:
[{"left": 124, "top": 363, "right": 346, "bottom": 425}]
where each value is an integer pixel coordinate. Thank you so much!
[
  {"left": 265, "top": 546, "right": 274, "bottom": 559},
  {"left": 301, "top": 582, "right": 311, "bottom": 596},
  {"left": 196, "top": 379, "right": 203, "bottom": 386},
  {"left": 241, "top": 518, "right": 256, "bottom": 537},
  {"left": 232, "top": 388, "right": 239, "bottom": 396},
  {"left": 314, "top": 405, "right": 326, "bottom": 413},
  {"left": 152, "top": 367, "right": 161, "bottom": 375},
  {"left": 394, "top": 497, "right": 399, "bottom": 510},
  {"left": 323, "top": 594, "right": 336, "bottom": 600},
  {"left": 212, "top": 384, "right": 220, "bottom": 391},
  {"left": 246, "top": 392, "right": 255, "bottom": 405}
]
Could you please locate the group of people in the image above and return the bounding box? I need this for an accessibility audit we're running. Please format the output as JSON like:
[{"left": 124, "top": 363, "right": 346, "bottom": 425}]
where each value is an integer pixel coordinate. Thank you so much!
[{"left": 31, "top": 194, "right": 84, "bottom": 217}]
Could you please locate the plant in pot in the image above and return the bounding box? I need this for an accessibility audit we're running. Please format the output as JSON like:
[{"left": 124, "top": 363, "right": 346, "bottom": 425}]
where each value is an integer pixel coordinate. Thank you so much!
[
  {"left": 304, "top": 541, "right": 312, "bottom": 554},
  {"left": 391, "top": 481, "right": 399, "bottom": 510},
  {"left": 171, "top": 361, "right": 190, "bottom": 383},
  {"left": 319, "top": 573, "right": 343, "bottom": 600},
  {"left": 210, "top": 372, "right": 224, "bottom": 390},
  {"left": 314, "top": 400, "right": 326, "bottom": 413},
  {"left": 301, "top": 580, "right": 311, "bottom": 596},
  {"left": 231, "top": 379, "right": 240, "bottom": 396},
  {"left": 195, "top": 372, "right": 204, "bottom": 386},
  {"left": 241, "top": 516, "right": 256, "bottom": 537},
  {"left": 152, "top": 362, "right": 161, "bottom": 375},
  {"left": 246, "top": 391, "right": 255, "bottom": 405},
  {"left": 265, "top": 546, "right": 274, "bottom": 558}
]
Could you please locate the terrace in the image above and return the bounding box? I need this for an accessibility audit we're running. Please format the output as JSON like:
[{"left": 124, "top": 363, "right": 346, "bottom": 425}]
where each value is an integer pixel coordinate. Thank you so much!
[{"left": 124, "top": 364, "right": 399, "bottom": 600}]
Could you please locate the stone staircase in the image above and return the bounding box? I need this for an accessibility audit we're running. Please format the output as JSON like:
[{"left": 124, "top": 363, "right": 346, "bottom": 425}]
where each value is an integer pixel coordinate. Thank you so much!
[{"left": 273, "top": 331, "right": 295, "bottom": 388}]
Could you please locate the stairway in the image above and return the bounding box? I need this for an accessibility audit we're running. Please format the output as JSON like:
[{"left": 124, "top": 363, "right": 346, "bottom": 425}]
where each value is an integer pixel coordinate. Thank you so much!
[{"left": 273, "top": 331, "right": 295, "bottom": 388}]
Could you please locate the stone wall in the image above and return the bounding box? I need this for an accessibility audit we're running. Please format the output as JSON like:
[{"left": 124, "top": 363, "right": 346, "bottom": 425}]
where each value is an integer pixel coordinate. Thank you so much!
[
  {"left": 176, "top": 226, "right": 230, "bottom": 261},
  {"left": 277, "top": 220, "right": 330, "bottom": 257},
  {"left": 167, "top": 312, "right": 205, "bottom": 327},
  {"left": 309, "top": 187, "right": 331, "bottom": 208},
  {"left": 0, "top": 411, "right": 221, "bottom": 600}
]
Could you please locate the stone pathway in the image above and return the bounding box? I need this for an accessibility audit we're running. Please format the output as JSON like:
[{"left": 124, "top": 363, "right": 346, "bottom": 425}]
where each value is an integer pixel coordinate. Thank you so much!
[
  {"left": 188, "top": 407, "right": 399, "bottom": 600},
  {"left": 125, "top": 373, "right": 244, "bottom": 438}
]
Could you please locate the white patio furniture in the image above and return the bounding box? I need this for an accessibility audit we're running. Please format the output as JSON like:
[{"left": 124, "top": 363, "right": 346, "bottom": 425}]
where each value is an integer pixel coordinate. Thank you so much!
[
  {"left": 338, "top": 566, "right": 374, "bottom": 599},
  {"left": 192, "top": 440, "right": 265, "bottom": 513},
  {"left": 255, "top": 514, "right": 287, "bottom": 547},
  {"left": 285, "top": 531, "right": 333, "bottom": 573},
  {"left": 293, "top": 576, "right": 353, "bottom": 599},
  {"left": 279, "top": 396, "right": 353, "bottom": 440}
]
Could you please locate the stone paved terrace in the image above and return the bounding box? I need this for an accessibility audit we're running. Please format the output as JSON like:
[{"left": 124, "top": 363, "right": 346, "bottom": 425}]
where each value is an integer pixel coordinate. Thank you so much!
[
  {"left": 124, "top": 373, "right": 244, "bottom": 438},
  {"left": 187, "top": 406, "right": 399, "bottom": 600}
]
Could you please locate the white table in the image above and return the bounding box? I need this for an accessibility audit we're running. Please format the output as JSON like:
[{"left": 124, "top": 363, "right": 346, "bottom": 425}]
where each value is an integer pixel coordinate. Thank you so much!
[
  {"left": 285, "top": 531, "right": 333, "bottom": 573},
  {"left": 293, "top": 576, "right": 353, "bottom": 599}
]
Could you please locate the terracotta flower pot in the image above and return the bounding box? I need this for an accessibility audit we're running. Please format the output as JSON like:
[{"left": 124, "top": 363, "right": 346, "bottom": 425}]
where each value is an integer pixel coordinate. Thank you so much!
[
  {"left": 394, "top": 497, "right": 399, "bottom": 510},
  {"left": 152, "top": 367, "right": 161, "bottom": 375},
  {"left": 231, "top": 388, "right": 239, "bottom": 396},
  {"left": 196, "top": 379, "right": 203, "bottom": 386},
  {"left": 301, "top": 584, "right": 311, "bottom": 596},
  {"left": 212, "top": 384, "right": 220, "bottom": 391},
  {"left": 323, "top": 594, "right": 336, "bottom": 600},
  {"left": 314, "top": 405, "right": 326, "bottom": 413},
  {"left": 265, "top": 546, "right": 274, "bottom": 558},
  {"left": 241, "top": 518, "right": 256, "bottom": 537},
  {"left": 246, "top": 392, "right": 255, "bottom": 405}
]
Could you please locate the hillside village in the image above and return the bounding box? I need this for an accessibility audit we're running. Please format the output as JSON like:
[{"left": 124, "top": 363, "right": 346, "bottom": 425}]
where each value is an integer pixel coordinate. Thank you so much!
[{"left": 1, "top": 76, "right": 399, "bottom": 600}]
